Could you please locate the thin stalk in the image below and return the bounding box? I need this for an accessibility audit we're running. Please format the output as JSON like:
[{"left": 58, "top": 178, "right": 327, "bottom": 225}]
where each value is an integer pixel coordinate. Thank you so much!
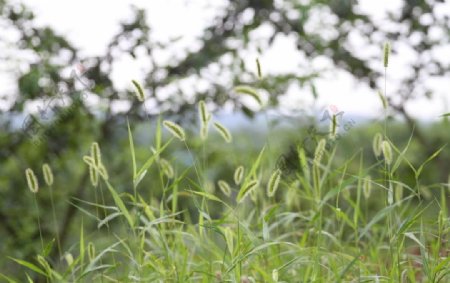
[
  {"left": 33, "top": 196, "right": 45, "bottom": 252},
  {"left": 48, "top": 185, "right": 62, "bottom": 259}
]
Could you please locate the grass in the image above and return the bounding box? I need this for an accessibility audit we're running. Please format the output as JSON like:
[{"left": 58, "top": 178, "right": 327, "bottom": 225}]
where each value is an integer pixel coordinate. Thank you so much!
[{"left": 2, "top": 53, "right": 450, "bottom": 283}]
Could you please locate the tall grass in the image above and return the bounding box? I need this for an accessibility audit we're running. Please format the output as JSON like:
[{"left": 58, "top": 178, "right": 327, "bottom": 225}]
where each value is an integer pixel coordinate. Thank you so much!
[{"left": 3, "top": 48, "right": 449, "bottom": 283}]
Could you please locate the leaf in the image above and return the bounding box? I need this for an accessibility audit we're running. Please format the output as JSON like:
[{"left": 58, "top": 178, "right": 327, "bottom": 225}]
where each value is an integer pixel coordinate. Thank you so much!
[
  {"left": 0, "top": 273, "right": 18, "bottom": 283},
  {"left": 80, "top": 241, "right": 121, "bottom": 278},
  {"left": 105, "top": 181, "right": 134, "bottom": 228},
  {"left": 405, "top": 232, "right": 425, "bottom": 249},
  {"left": 41, "top": 239, "right": 55, "bottom": 257},
  {"left": 416, "top": 144, "right": 446, "bottom": 178},
  {"left": 187, "top": 190, "right": 231, "bottom": 209},
  {"left": 335, "top": 254, "right": 360, "bottom": 283},
  {"left": 155, "top": 116, "right": 162, "bottom": 154},
  {"left": 358, "top": 203, "right": 399, "bottom": 240},
  {"left": 98, "top": 212, "right": 123, "bottom": 229},
  {"left": 134, "top": 139, "right": 172, "bottom": 188},
  {"left": 127, "top": 119, "right": 137, "bottom": 180},
  {"left": 9, "top": 258, "right": 47, "bottom": 277}
]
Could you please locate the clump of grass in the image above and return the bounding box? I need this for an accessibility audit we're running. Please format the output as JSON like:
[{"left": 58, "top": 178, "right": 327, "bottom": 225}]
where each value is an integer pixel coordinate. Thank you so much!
[{"left": 9, "top": 42, "right": 450, "bottom": 282}]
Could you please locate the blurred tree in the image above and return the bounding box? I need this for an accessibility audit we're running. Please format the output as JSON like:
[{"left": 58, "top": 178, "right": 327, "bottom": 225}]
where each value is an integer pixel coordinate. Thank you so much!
[{"left": 0, "top": 0, "right": 449, "bottom": 278}]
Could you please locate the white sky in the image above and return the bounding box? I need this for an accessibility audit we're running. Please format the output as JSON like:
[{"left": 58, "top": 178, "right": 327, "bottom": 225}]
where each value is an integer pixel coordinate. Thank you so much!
[{"left": 3, "top": 0, "right": 450, "bottom": 121}]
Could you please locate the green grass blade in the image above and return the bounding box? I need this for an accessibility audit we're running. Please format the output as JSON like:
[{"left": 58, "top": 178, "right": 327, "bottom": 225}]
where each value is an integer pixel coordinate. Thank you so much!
[
  {"left": 127, "top": 119, "right": 137, "bottom": 180},
  {"left": 9, "top": 258, "right": 47, "bottom": 277},
  {"left": 105, "top": 181, "right": 134, "bottom": 229}
]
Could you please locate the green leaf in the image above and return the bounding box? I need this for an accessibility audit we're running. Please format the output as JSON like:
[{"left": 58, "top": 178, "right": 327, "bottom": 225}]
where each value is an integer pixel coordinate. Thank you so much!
[
  {"left": 358, "top": 203, "right": 399, "bottom": 240},
  {"left": 0, "top": 273, "right": 18, "bottom": 283},
  {"left": 41, "top": 239, "right": 55, "bottom": 257},
  {"left": 9, "top": 258, "right": 47, "bottom": 277},
  {"left": 416, "top": 144, "right": 446, "bottom": 178},
  {"left": 155, "top": 116, "right": 162, "bottom": 153},
  {"left": 134, "top": 139, "right": 172, "bottom": 188},
  {"left": 127, "top": 119, "right": 137, "bottom": 180},
  {"left": 105, "top": 181, "right": 134, "bottom": 228},
  {"left": 187, "top": 190, "right": 231, "bottom": 209}
]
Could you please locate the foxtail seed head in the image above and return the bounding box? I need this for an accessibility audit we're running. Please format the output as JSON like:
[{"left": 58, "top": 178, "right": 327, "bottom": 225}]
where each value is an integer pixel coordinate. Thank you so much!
[
  {"left": 272, "top": 269, "right": 279, "bottom": 282},
  {"left": 267, "top": 169, "right": 282, "bottom": 197},
  {"left": 25, "top": 168, "right": 39, "bottom": 193},
  {"left": 237, "top": 180, "right": 259, "bottom": 203},
  {"left": 224, "top": 227, "right": 234, "bottom": 255},
  {"left": 388, "top": 183, "right": 394, "bottom": 205},
  {"left": 314, "top": 139, "right": 327, "bottom": 165},
  {"left": 98, "top": 163, "right": 109, "bottom": 180},
  {"left": 363, "top": 175, "right": 372, "bottom": 199},
  {"left": 198, "top": 100, "right": 211, "bottom": 140},
  {"left": 64, "top": 252, "right": 74, "bottom": 266},
  {"left": 381, "top": 140, "right": 393, "bottom": 165},
  {"left": 163, "top": 120, "right": 186, "bottom": 141},
  {"left": 256, "top": 58, "right": 262, "bottom": 79},
  {"left": 218, "top": 180, "right": 231, "bottom": 197},
  {"left": 234, "top": 85, "right": 263, "bottom": 106},
  {"left": 42, "top": 163, "right": 54, "bottom": 186},
  {"left": 395, "top": 182, "right": 403, "bottom": 203},
  {"left": 383, "top": 42, "right": 391, "bottom": 68},
  {"left": 372, "top": 133, "right": 383, "bottom": 157},
  {"left": 91, "top": 142, "right": 101, "bottom": 167},
  {"left": 234, "top": 166, "right": 244, "bottom": 185},
  {"left": 198, "top": 100, "right": 210, "bottom": 124},
  {"left": 160, "top": 158, "right": 174, "bottom": 179},
  {"left": 329, "top": 114, "right": 338, "bottom": 139},
  {"left": 131, "top": 80, "right": 145, "bottom": 102},
  {"left": 88, "top": 242, "right": 96, "bottom": 262},
  {"left": 89, "top": 164, "right": 98, "bottom": 187},
  {"left": 213, "top": 122, "right": 232, "bottom": 143}
]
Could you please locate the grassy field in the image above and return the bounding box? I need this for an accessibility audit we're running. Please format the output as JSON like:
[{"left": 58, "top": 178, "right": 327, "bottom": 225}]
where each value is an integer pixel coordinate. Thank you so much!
[
  {"left": 3, "top": 106, "right": 449, "bottom": 282},
  {"left": 2, "top": 50, "right": 449, "bottom": 282}
]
